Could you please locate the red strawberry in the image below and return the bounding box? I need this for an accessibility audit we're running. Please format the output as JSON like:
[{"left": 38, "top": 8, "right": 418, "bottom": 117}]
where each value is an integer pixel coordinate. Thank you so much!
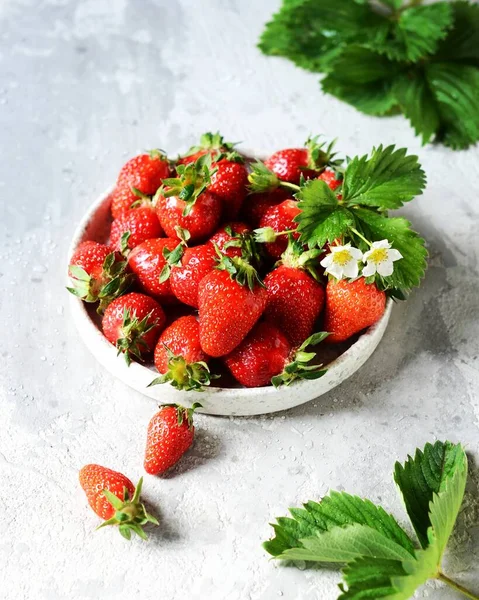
[
  {"left": 241, "top": 188, "right": 289, "bottom": 227},
  {"left": 264, "top": 137, "right": 332, "bottom": 184},
  {"left": 259, "top": 199, "right": 301, "bottom": 259},
  {"left": 170, "top": 244, "right": 217, "bottom": 308},
  {"left": 208, "top": 154, "right": 248, "bottom": 220},
  {"left": 264, "top": 265, "right": 325, "bottom": 347},
  {"left": 324, "top": 278, "right": 386, "bottom": 343},
  {"left": 144, "top": 403, "right": 201, "bottom": 475},
  {"left": 150, "top": 316, "right": 216, "bottom": 391},
  {"left": 156, "top": 192, "right": 220, "bottom": 243},
  {"left": 110, "top": 207, "right": 163, "bottom": 251},
  {"left": 177, "top": 132, "right": 235, "bottom": 166},
  {"left": 318, "top": 169, "right": 342, "bottom": 191},
  {"left": 67, "top": 241, "right": 132, "bottom": 310},
  {"left": 110, "top": 187, "right": 153, "bottom": 220},
  {"left": 198, "top": 262, "right": 267, "bottom": 357},
  {"left": 209, "top": 222, "right": 251, "bottom": 258},
  {"left": 128, "top": 238, "right": 180, "bottom": 304},
  {"left": 224, "top": 322, "right": 327, "bottom": 388},
  {"left": 79, "top": 464, "right": 158, "bottom": 540},
  {"left": 102, "top": 292, "right": 166, "bottom": 364}
]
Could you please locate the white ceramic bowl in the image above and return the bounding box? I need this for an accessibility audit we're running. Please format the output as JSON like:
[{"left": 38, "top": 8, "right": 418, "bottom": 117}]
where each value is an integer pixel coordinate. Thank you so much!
[{"left": 68, "top": 174, "right": 392, "bottom": 416}]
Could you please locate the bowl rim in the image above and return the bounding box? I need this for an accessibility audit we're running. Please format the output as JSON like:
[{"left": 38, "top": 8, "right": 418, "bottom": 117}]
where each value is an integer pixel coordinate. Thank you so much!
[{"left": 67, "top": 151, "right": 393, "bottom": 399}]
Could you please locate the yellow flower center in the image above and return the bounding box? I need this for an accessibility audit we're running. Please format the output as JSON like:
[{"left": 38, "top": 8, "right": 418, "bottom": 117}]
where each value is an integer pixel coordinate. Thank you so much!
[
  {"left": 368, "top": 248, "right": 388, "bottom": 264},
  {"left": 332, "top": 249, "right": 353, "bottom": 266}
]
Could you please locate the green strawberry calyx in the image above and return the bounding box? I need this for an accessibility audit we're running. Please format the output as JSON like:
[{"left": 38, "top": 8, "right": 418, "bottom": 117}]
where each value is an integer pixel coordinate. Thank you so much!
[
  {"left": 214, "top": 245, "right": 265, "bottom": 291},
  {"left": 97, "top": 477, "right": 159, "bottom": 541},
  {"left": 222, "top": 225, "right": 262, "bottom": 266},
  {"left": 271, "top": 332, "right": 329, "bottom": 388},
  {"left": 116, "top": 308, "right": 158, "bottom": 366},
  {"left": 279, "top": 237, "right": 323, "bottom": 281},
  {"left": 149, "top": 348, "right": 219, "bottom": 392},
  {"left": 181, "top": 132, "right": 236, "bottom": 159},
  {"left": 305, "top": 135, "right": 342, "bottom": 172},
  {"left": 158, "top": 229, "right": 191, "bottom": 283}
]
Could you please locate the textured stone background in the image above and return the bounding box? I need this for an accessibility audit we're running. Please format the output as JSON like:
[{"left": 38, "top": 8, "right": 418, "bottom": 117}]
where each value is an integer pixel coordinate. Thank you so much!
[{"left": 0, "top": 1, "right": 478, "bottom": 599}]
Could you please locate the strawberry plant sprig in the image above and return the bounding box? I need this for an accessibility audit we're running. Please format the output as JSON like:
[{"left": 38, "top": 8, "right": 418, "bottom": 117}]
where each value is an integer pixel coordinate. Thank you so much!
[
  {"left": 259, "top": 0, "right": 479, "bottom": 149},
  {"left": 264, "top": 440, "right": 479, "bottom": 600}
]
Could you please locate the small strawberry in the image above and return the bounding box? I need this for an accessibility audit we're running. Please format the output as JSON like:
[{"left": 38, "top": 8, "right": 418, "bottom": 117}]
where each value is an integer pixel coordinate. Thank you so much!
[
  {"left": 264, "top": 241, "right": 325, "bottom": 347},
  {"left": 318, "top": 169, "right": 342, "bottom": 191},
  {"left": 258, "top": 199, "right": 301, "bottom": 259},
  {"left": 208, "top": 152, "right": 248, "bottom": 220},
  {"left": 156, "top": 157, "right": 221, "bottom": 242},
  {"left": 144, "top": 403, "right": 201, "bottom": 475},
  {"left": 110, "top": 207, "right": 163, "bottom": 251},
  {"left": 240, "top": 188, "right": 289, "bottom": 227},
  {"left": 79, "top": 464, "right": 158, "bottom": 540},
  {"left": 102, "top": 292, "right": 166, "bottom": 365},
  {"left": 209, "top": 222, "right": 252, "bottom": 258},
  {"left": 67, "top": 241, "right": 133, "bottom": 311},
  {"left": 110, "top": 187, "right": 154, "bottom": 220},
  {"left": 324, "top": 278, "right": 386, "bottom": 343},
  {"left": 224, "top": 322, "right": 328, "bottom": 387},
  {"left": 170, "top": 244, "right": 218, "bottom": 308},
  {"left": 149, "top": 316, "right": 217, "bottom": 391},
  {"left": 198, "top": 257, "right": 267, "bottom": 357},
  {"left": 128, "top": 238, "right": 181, "bottom": 304},
  {"left": 177, "top": 132, "right": 235, "bottom": 166}
]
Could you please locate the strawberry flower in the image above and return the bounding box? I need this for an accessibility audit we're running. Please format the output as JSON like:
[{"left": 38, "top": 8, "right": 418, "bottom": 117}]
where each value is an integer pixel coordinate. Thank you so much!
[
  {"left": 320, "top": 244, "right": 363, "bottom": 280},
  {"left": 362, "top": 239, "right": 403, "bottom": 277}
]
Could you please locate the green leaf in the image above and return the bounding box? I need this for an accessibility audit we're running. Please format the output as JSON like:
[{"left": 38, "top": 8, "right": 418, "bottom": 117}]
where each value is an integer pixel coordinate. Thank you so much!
[
  {"left": 435, "top": 1, "right": 479, "bottom": 65},
  {"left": 281, "top": 524, "right": 413, "bottom": 563},
  {"left": 353, "top": 208, "right": 427, "bottom": 293},
  {"left": 379, "top": 0, "right": 403, "bottom": 9},
  {"left": 295, "top": 179, "right": 355, "bottom": 248},
  {"left": 339, "top": 556, "right": 409, "bottom": 599},
  {"left": 393, "top": 74, "right": 440, "bottom": 145},
  {"left": 321, "top": 76, "right": 397, "bottom": 116},
  {"left": 393, "top": 441, "right": 467, "bottom": 549},
  {"left": 323, "top": 45, "right": 399, "bottom": 83},
  {"left": 263, "top": 491, "right": 416, "bottom": 558},
  {"left": 342, "top": 145, "right": 426, "bottom": 210},
  {"left": 427, "top": 62, "right": 479, "bottom": 150}
]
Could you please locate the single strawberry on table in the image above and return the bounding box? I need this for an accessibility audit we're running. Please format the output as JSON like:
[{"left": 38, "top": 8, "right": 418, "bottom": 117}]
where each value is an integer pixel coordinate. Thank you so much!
[
  {"left": 102, "top": 292, "right": 166, "bottom": 365},
  {"left": 155, "top": 156, "right": 221, "bottom": 243},
  {"left": 149, "top": 315, "right": 217, "bottom": 391},
  {"left": 110, "top": 206, "right": 163, "bottom": 251},
  {"left": 324, "top": 278, "right": 386, "bottom": 343},
  {"left": 79, "top": 464, "right": 158, "bottom": 540},
  {"left": 169, "top": 243, "right": 218, "bottom": 308},
  {"left": 224, "top": 322, "right": 328, "bottom": 388},
  {"left": 67, "top": 241, "right": 133, "bottom": 312},
  {"left": 144, "top": 403, "right": 202, "bottom": 475},
  {"left": 264, "top": 239, "right": 325, "bottom": 347},
  {"left": 198, "top": 256, "right": 268, "bottom": 357},
  {"left": 257, "top": 199, "right": 301, "bottom": 259}
]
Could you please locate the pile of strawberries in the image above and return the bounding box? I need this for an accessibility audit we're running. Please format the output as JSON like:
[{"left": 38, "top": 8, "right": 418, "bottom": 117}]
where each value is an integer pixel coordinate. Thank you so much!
[{"left": 68, "top": 133, "right": 386, "bottom": 391}]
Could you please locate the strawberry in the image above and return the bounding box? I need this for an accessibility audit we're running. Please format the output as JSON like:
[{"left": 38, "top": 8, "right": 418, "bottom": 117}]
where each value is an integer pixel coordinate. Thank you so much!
[
  {"left": 150, "top": 316, "right": 217, "bottom": 391},
  {"left": 156, "top": 157, "right": 221, "bottom": 242},
  {"left": 128, "top": 238, "right": 180, "bottom": 304},
  {"left": 102, "top": 292, "right": 166, "bottom": 365},
  {"left": 318, "top": 169, "right": 342, "bottom": 191},
  {"left": 258, "top": 199, "right": 301, "bottom": 259},
  {"left": 324, "top": 278, "right": 386, "bottom": 343},
  {"left": 177, "top": 132, "right": 235, "bottom": 166},
  {"left": 208, "top": 153, "right": 248, "bottom": 220},
  {"left": 110, "top": 207, "right": 163, "bottom": 251},
  {"left": 144, "top": 403, "right": 201, "bottom": 475},
  {"left": 209, "top": 222, "right": 252, "bottom": 258},
  {"left": 67, "top": 241, "right": 132, "bottom": 311},
  {"left": 79, "top": 464, "right": 158, "bottom": 540},
  {"left": 224, "top": 322, "right": 328, "bottom": 387},
  {"left": 241, "top": 188, "right": 289, "bottom": 227},
  {"left": 170, "top": 244, "right": 217, "bottom": 308},
  {"left": 110, "top": 187, "right": 153, "bottom": 220},
  {"left": 264, "top": 137, "right": 334, "bottom": 184},
  {"left": 198, "top": 258, "right": 267, "bottom": 357}
]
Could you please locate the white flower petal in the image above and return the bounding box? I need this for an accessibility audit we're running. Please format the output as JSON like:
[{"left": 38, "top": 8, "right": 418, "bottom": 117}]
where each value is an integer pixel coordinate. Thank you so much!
[
  {"left": 342, "top": 260, "right": 359, "bottom": 279},
  {"left": 362, "top": 248, "right": 373, "bottom": 262},
  {"left": 371, "top": 239, "right": 391, "bottom": 249},
  {"left": 362, "top": 262, "right": 377, "bottom": 277},
  {"left": 331, "top": 244, "right": 349, "bottom": 254},
  {"left": 377, "top": 261, "right": 394, "bottom": 277},
  {"left": 388, "top": 249, "right": 403, "bottom": 262},
  {"left": 349, "top": 247, "right": 364, "bottom": 260},
  {"left": 320, "top": 254, "right": 333, "bottom": 268},
  {"left": 325, "top": 263, "right": 344, "bottom": 280}
]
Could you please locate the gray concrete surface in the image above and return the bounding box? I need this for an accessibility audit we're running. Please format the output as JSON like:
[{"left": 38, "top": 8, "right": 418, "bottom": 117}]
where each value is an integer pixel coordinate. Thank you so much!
[{"left": 0, "top": 1, "right": 478, "bottom": 599}]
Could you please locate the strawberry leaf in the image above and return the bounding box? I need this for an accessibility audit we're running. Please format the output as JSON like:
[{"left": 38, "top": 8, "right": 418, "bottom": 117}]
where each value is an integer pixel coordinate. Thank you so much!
[
  {"left": 435, "top": 1, "right": 479, "bottom": 65},
  {"left": 321, "top": 76, "right": 397, "bottom": 116}
]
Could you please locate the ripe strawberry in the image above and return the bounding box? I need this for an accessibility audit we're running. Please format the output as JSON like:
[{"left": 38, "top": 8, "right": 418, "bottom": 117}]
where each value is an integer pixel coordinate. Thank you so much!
[
  {"left": 110, "top": 187, "right": 154, "bottom": 220},
  {"left": 208, "top": 153, "right": 248, "bottom": 220},
  {"left": 156, "top": 192, "right": 220, "bottom": 243},
  {"left": 144, "top": 403, "right": 201, "bottom": 475},
  {"left": 150, "top": 316, "right": 216, "bottom": 391},
  {"left": 241, "top": 188, "right": 289, "bottom": 227},
  {"left": 258, "top": 199, "right": 301, "bottom": 259},
  {"left": 264, "top": 137, "right": 333, "bottom": 184},
  {"left": 318, "top": 169, "right": 342, "bottom": 191},
  {"left": 102, "top": 292, "right": 166, "bottom": 365},
  {"left": 110, "top": 207, "right": 163, "bottom": 251},
  {"left": 224, "top": 322, "right": 328, "bottom": 388},
  {"left": 128, "top": 238, "right": 180, "bottom": 304},
  {"left": 324, "top": 278, "right": 386, "bottom": 343},
  {"left": 198, "top": 260, "right": 267, "bottom": 357},
  {"left": 79, "top": 464, "right": 158, "bottom": 540},
  {"left": 177, "top": 132, "right": 235, "bottom": 166},
  {"left": 170, "top": 244, "right": 217, "bottom": 308},
  {"left": 67, "top": 241, "right": 132, "bottom": 311},
  {"left": 209, "top": 222, "right": 252, "bottom": 258}
]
